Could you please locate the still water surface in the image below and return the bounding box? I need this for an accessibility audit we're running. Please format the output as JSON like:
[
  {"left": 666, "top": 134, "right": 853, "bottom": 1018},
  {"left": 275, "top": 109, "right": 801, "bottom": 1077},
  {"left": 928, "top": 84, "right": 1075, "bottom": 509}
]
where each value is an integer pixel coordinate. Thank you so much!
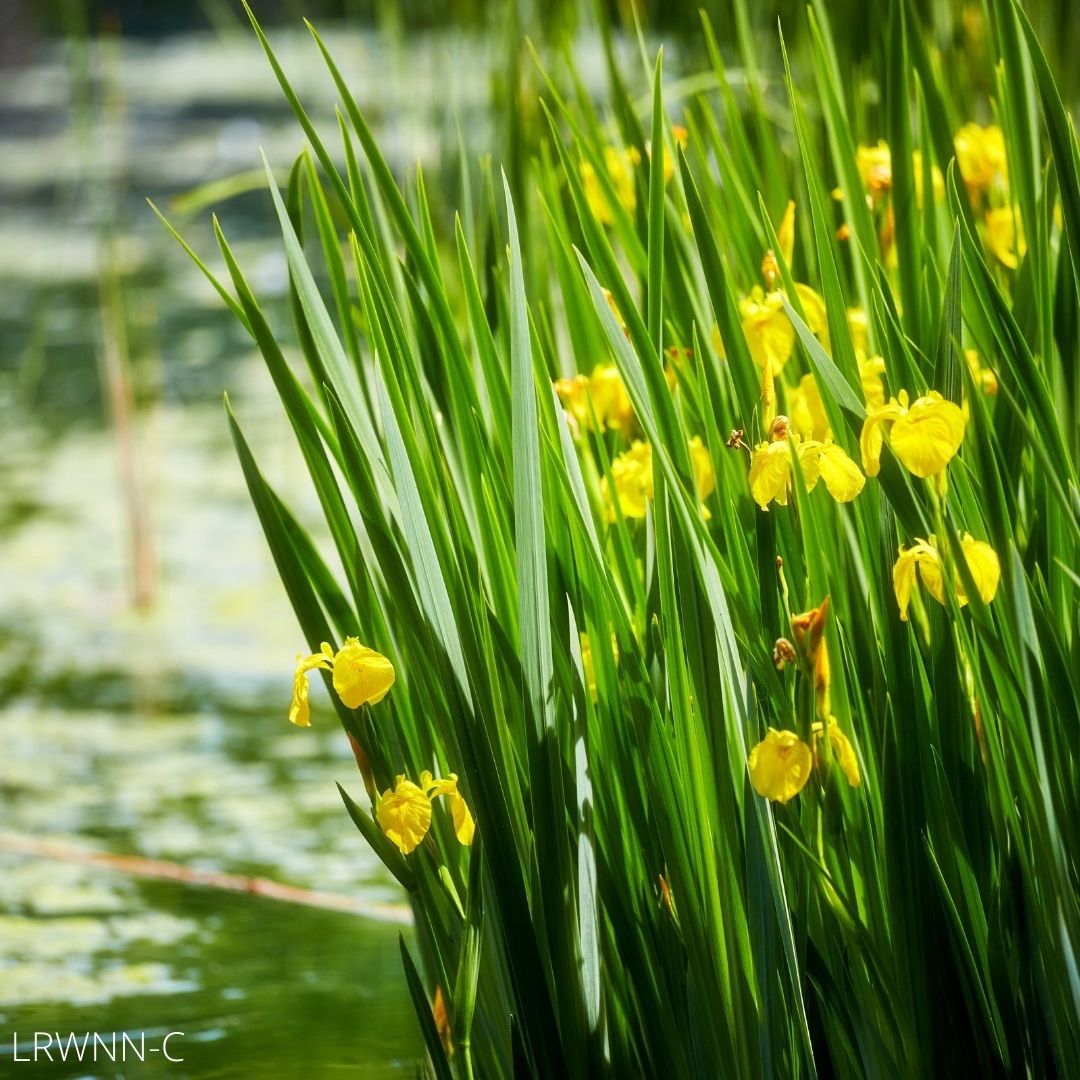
[{"left": 0, "top": 22, "right": 500, "bottom": 1075}]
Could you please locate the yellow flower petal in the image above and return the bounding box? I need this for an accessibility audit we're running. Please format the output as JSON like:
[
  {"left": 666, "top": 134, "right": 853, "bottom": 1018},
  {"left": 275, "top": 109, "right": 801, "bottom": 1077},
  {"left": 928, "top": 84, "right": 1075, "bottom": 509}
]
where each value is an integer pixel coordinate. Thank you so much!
[
  {"left": 605, "top": 439, "right": 654, "bottom": 519},
  {"left": 793, "top": 283, "right": 828, "bottom": 341},
  {"left": 740, "top": 288, "right": 795, "bottom": 374},
  {"left": 813, "top": 442, "right": 866, "bottom": 502},
  {"left": 957, "top": 534, "right": 1001, "bottom": 606},
  {"left": 859, "top": 399, "right": 906, "bottom": 476},
  {"left": 450, "top": 792, "right": 476, "bottom": 846},
  {"left": 332, "top": 638, "right": 396, "bottom": 708},
  {"left": 289, "top": 650, "right": 332, "bottom": 727},
  {"left": 748, "top": 440, "right": 792, "bottom": 509},
  {"left": 827, "top": 723, "right": 862, "bottom": 788},
  {"left": 888, "top": 393, "right": 966, "bottom": 477},
  {"left": 748, "top": 728, "right": 813, "bottom": 803},
  {"left": 892, "top": 547, "right": 921, "bottom": 622},
  {"left": 955, "top": 123, "right": 1007, "bottom": 194},
  {"left": 813, "top": 718, "right": 861, "bottom": 788},
  {"left": 377, "top": 776, "right": 432, "bottom": 855}
]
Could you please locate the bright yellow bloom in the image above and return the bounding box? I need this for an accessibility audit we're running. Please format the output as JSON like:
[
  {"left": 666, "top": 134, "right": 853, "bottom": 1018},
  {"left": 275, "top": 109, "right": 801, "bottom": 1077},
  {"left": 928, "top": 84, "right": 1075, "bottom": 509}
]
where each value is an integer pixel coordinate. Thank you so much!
[
  {"left": 421, "top": 771, "right": 476, "bottom": 847},
  {"left": 860, "top": 390, "right": 965, "bottom": 479},
  {"left": 582, "top": 145, "right": 640, "bottom": 223},
  {"left": 377, "top": 771, "right": 476, "bottom": 854},
  {"left": 290, "top": 638, "right": 394, "bottom": 726},
  {"left": 892, "top": 533, "right": 1001, "bottom": 620},
  {"left": 965, "top": 349, "right": 998, "bottom": 396},
  {"left": 812, "top": 718, "right": 861, "bottom": 788},
  {"left": 740, "top": 288, "right": 795, "bottom": 374},
  {"left": 377, "top": 776, "right": 433, "bottom": 854},
  {"left": 985, "top": 206, "right": 1025, "bottom": 269},
  {"left": 748, "top": 420, "right": 864, "bottom": 509},
  {"left": 604, "top": 439, "right": 653, "bottom": 519},
  {"left": 605, "top": 438, "right": 715, "bottom": 520},
  {"left": 748, "top": 728, "right": 813, "bottom": 803},
  {"left": 955, "top": 123, "right": 1007, "bottom": 196},
  {"left": 554, "top": 363, "right": 634, "bottom": 436},
  {"left": 856, "top": 141, "right": 894, "bottom": 200},
  {"left": 853, "top": 141, "right": 943, "bottom": 206}
]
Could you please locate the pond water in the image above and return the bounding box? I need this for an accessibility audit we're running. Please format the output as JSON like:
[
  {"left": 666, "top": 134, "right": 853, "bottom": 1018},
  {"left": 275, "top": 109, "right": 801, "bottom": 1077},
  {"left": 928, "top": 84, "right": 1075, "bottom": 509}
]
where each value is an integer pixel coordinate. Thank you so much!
[{"left": 0, "top": 22, "right": 507, "bottom": 1076}]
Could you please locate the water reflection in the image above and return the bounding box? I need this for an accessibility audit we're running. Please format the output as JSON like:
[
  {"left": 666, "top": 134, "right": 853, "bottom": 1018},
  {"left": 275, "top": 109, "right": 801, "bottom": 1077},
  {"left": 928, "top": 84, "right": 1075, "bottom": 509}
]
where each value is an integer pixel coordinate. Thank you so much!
[{"left": 0, "top": 22, "right": 466, "bottom": 1074}]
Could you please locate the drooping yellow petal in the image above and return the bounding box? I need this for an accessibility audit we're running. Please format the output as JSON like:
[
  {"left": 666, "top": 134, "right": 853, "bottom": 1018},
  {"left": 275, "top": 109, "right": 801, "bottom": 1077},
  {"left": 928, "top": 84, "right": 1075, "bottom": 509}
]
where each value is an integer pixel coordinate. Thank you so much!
[
  {"left": 748, "top": 728, "right": 813, "bottom": 803},
  {"left": 888, "top": 392, "right": 966, "bottom": 478},
  {"left": 332, "top": 638, "right": 396, "bottom": 708},
  {"left": 748, "top": 440, "right": 792, "bottom": 509},
  {"left": 812, "top": 443, "right": 866, "bottom": 502},
  {"left": 449, "top": 793, "right": 476, "bottom": 846},
  {"left": 422, "top": 772, "right": 476, "bottom": 847},
  {"left": 289, "top": 650, "right": 333, "bottom": 727},
  {"left": 859, "top": 399, "right": 905, "bottom": 476},
  {"left": 892, "top": 547, "right": 921, "bottom": 622},
  {"left": 377, "top": 776, "right": 432, "bottom": 855},
  {"left": 957, "top": 534, "right": 1001, "bottom": 606},
  {"left": 914, "top": 542, "right": 948, "bottom": 606},
  {"left": 813, "top": 718, "right": 861, "bottom": 788}
]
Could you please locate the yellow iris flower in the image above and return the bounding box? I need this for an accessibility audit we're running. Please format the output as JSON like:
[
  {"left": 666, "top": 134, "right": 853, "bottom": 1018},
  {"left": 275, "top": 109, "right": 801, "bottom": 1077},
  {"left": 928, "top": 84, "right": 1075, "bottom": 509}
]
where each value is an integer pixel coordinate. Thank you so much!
[
  {"left": 748, "top": 728, "right": 813, "bottom": 803},
  {"left": 377, "top": 771, "right": 476, "bottom": 855},
  {"left": 738, "top": 285, "right": 827, "bottom": 375},
  {"left": 853, "top": 141, "right": 944, "bottom": 206},
  {"left": 554, "top": 363, "right": 635, "bottom": 436},
  {"left": 860, "top": 389, "right": 965, "bottom": 479},
  {"left": 604, "top": 438, "right": 715, "bottom": 520},
  {"left": 892, "top": 533, "right": 1001, "bottom": 621},
  {"left": 582, "top": 127, "right": 687, "bottom": 224},
  {"left": 582, "top": 145, "right": 640, "bottom": 223},
  {"left": 985, "top": 206, "right": 1025, "bottom": 269},
  {"left": 290, "top": 638, "right": 395, "bottom": 726},
  {"left": 748, "top": 419, "right": 864, "bottom": 510},
  {"left": 954, "top": 123, "right": 1007, "bottom": 197}
]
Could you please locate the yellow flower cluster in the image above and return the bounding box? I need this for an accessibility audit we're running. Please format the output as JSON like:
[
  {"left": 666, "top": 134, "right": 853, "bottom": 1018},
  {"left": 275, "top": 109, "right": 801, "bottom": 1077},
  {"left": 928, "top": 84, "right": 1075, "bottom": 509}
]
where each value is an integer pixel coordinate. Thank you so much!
[{"left": 377, "top": 770, "right": 476, "bottom": 855}]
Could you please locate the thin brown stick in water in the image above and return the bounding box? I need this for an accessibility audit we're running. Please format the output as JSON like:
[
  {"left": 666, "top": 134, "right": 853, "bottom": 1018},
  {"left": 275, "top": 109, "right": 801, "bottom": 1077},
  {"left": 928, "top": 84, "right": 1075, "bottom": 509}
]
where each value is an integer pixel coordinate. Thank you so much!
[{"left": 0, "top": 831, "right": 412, "bottom": 926}]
